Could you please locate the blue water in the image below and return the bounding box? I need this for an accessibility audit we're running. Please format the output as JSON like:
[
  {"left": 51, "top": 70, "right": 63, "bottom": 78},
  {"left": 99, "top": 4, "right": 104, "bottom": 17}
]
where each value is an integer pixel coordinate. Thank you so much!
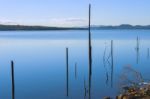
[{"left": 0, "top": 30, "right": 150, "bottom": 99}]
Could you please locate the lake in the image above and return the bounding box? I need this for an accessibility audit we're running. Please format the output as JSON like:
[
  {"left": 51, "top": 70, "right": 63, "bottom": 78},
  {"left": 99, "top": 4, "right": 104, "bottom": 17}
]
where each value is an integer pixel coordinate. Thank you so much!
[{"left": 0, "top": 30, "right": 150, "bottom": 99}]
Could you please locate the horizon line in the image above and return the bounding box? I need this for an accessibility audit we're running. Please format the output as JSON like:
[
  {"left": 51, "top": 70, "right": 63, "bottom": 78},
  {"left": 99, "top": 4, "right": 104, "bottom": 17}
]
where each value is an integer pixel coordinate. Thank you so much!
[{"left": 0, "top": 24, "right": 150, "bottom": 28}]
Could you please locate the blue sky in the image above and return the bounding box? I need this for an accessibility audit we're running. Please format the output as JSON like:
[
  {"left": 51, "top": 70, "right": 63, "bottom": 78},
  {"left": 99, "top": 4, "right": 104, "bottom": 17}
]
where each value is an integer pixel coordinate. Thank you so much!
[{"left": 0, "top": 0, "right": 150, "bottom": 27}]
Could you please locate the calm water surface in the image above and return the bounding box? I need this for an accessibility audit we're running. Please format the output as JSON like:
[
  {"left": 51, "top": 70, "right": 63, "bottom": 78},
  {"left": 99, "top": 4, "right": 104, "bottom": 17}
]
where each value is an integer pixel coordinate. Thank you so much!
[{"left": 0, "top": 30, "right": 150, "bottom": 99}]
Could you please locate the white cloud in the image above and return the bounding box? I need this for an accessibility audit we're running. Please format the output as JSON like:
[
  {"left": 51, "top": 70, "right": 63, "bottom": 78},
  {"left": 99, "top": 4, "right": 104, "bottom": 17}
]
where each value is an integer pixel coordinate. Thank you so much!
[
  {"left": 0, "top": 17, "right": 19, "bottom": 25},
  {"left": 65, "top": 18, "right": 87, "bottom": 22},
  {"left": 48, "top": 18, "right": 87, "bottom": 27},
  {"left": 0, "top": 17, "right": 88, "bottom": 27}
]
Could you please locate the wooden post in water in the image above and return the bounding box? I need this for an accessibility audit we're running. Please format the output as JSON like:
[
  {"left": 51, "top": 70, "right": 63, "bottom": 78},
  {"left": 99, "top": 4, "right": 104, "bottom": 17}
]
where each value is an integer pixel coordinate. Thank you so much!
[
  {"left": 66, "top": 48, "right": 69, "bottom": 97},
  {"left": 88, "top": 4, "right": 92, "bottom": 99},
  {"left": 75, "top": 62, "right": 77, "bottom": 79},
  {"left": 111, "top": 40, "right": 114, "bottom": 88},
  {"left": 88, "top": 4, "right": 92, "bottom": 76},
  {"left": 147, "top": 48, "right": 149, "bottom": 59},
  {"left": 11, "top": 61, "right": 15, "bottom": 99}
]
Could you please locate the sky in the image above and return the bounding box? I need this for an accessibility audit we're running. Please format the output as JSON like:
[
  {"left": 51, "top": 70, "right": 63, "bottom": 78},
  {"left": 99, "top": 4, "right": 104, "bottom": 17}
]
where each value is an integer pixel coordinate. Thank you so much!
[{"left": 0, "top": 0, "right": 150, "bottom": 27}]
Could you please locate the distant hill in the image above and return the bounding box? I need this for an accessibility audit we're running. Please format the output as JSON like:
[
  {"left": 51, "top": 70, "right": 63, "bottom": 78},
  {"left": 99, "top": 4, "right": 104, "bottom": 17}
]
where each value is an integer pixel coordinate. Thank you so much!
[
  {"left": 92, "top": 24, "right": 150, "bottom": 30},
  {"left": 0, "top": 24, "right": 73, "bottom": 31},
  {"left": 0, "top": 24, "right": 150, "bottom": 31}
]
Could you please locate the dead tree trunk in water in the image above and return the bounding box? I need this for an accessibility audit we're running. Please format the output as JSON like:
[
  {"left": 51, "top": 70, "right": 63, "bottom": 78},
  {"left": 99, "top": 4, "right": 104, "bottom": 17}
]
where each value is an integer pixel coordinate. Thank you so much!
[
  {"left": 88, "top": 4, "right": 92, "bottom": 99},
  {"left": 147, "top": 48, "right": 149, "bottom": 59},
  {"left": 75, "top": 62, "right": 77, "bottom": 79},
  {"left": 11, "top": 61, "right": 15, "bottom": 99},
  {"left": 66, "top": 48, "right": 69, "bottom": 97}
]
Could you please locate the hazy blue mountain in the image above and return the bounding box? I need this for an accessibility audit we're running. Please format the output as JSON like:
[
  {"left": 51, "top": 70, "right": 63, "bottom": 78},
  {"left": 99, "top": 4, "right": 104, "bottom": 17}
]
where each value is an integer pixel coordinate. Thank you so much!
[
  {"left": 0, "top": 24, "right": 150, "bottom": 31},
  {"left": 91, "top": 24, "right": 150, "bottom": 29}
]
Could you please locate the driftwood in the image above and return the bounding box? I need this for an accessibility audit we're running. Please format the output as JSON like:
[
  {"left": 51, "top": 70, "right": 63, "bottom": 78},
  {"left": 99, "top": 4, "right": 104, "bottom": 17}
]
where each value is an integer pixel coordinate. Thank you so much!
[{"left": 104, "top": 66, "right": 150, "bottom": 99}]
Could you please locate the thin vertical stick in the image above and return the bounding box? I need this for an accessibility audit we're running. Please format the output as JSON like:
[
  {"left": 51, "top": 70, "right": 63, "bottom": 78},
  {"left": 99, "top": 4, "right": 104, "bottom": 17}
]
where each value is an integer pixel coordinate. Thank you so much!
[
  {"left": 84, "top": 77, "right": 87, "bottom": 99},
  {"left": 11, "top": 61, "right": 15, "bottom": 99},
  {"left": 88, "top": 4, "right": 92, "bottom": 99},
  {"left": 147, "top": 48, "right": 149, "bottom": 59},
  {"left": 88, "top": 4, "right": 92, "bottom": 76},
  {"left": 111, "top": 40, "right": 114, "bottom": 88},
  {"left": 66, "top": 48, "right": 69, "bottom": 97},
  {"left": 75, "top": 62, "right": 77, "bottom": 79},
  {"left": 136, "top": 36, "right": 140, "bottom": 64}
]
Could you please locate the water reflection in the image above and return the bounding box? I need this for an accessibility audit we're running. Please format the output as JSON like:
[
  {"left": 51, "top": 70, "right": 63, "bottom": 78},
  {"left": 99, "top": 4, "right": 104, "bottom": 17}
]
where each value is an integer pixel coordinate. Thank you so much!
[
  {"left": 119, "top": 65, "right": 144, "bottom": 93},
  {"left": 103, "top": 40, "right": 114, "bottom": 87},
  {"left": 66, "top": 48, "right": 69, "bottom": 97},
  {"left": 111, "top": 40, "right": 114, "bottom": 88},
  {"left": 103, "top": 42, "right": 110, "bottom": 85},
  {"left": 135, "top": 37, "right": 140, "bottom": 64},
  {"left": 84, "top": 77, "right": 87, "bottom": 99},
  {"left": 0, "top": 31, "right": 150, "bottom": 99},
  {"left": 147, "top": 48, "right": 149, "bottom": 59},
  {"left": 75, "top": 62, "right": 77, "bottom": 80}
]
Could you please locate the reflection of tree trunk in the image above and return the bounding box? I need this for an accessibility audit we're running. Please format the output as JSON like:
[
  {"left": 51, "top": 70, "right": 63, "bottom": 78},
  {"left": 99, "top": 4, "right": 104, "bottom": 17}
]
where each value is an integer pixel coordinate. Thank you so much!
[
  {"left": 75, "top": 63, "right": 77, "bottom": 79},
  {"left": 103, "top": 44, "right": 109, "bottom": 85},
  {"left": 88, "top": 75, "right": 91, "bottom": 99},
  {"left": 66, "top": 48, "right": 69, "bottom": 97},
  {"left": 84, "top": 77, "right": 87, "bottom": 99},
  {"left": 103, "top": 40, "right": 114, "bottom": 87},
  {"left": 136, "top": 37, "right": 140, "bottom": 64},
  {"left": 11, "top": 61, "right": 15, "bottom": 99},
  {"left": 111, "top": 40, "right": 114, "bottom": 88},
  {"left": 119, "top": 65, "right": 144, "bottom": 87},
  {"left": 147, "top": 48, "right": 149, "bottom": 59}
]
